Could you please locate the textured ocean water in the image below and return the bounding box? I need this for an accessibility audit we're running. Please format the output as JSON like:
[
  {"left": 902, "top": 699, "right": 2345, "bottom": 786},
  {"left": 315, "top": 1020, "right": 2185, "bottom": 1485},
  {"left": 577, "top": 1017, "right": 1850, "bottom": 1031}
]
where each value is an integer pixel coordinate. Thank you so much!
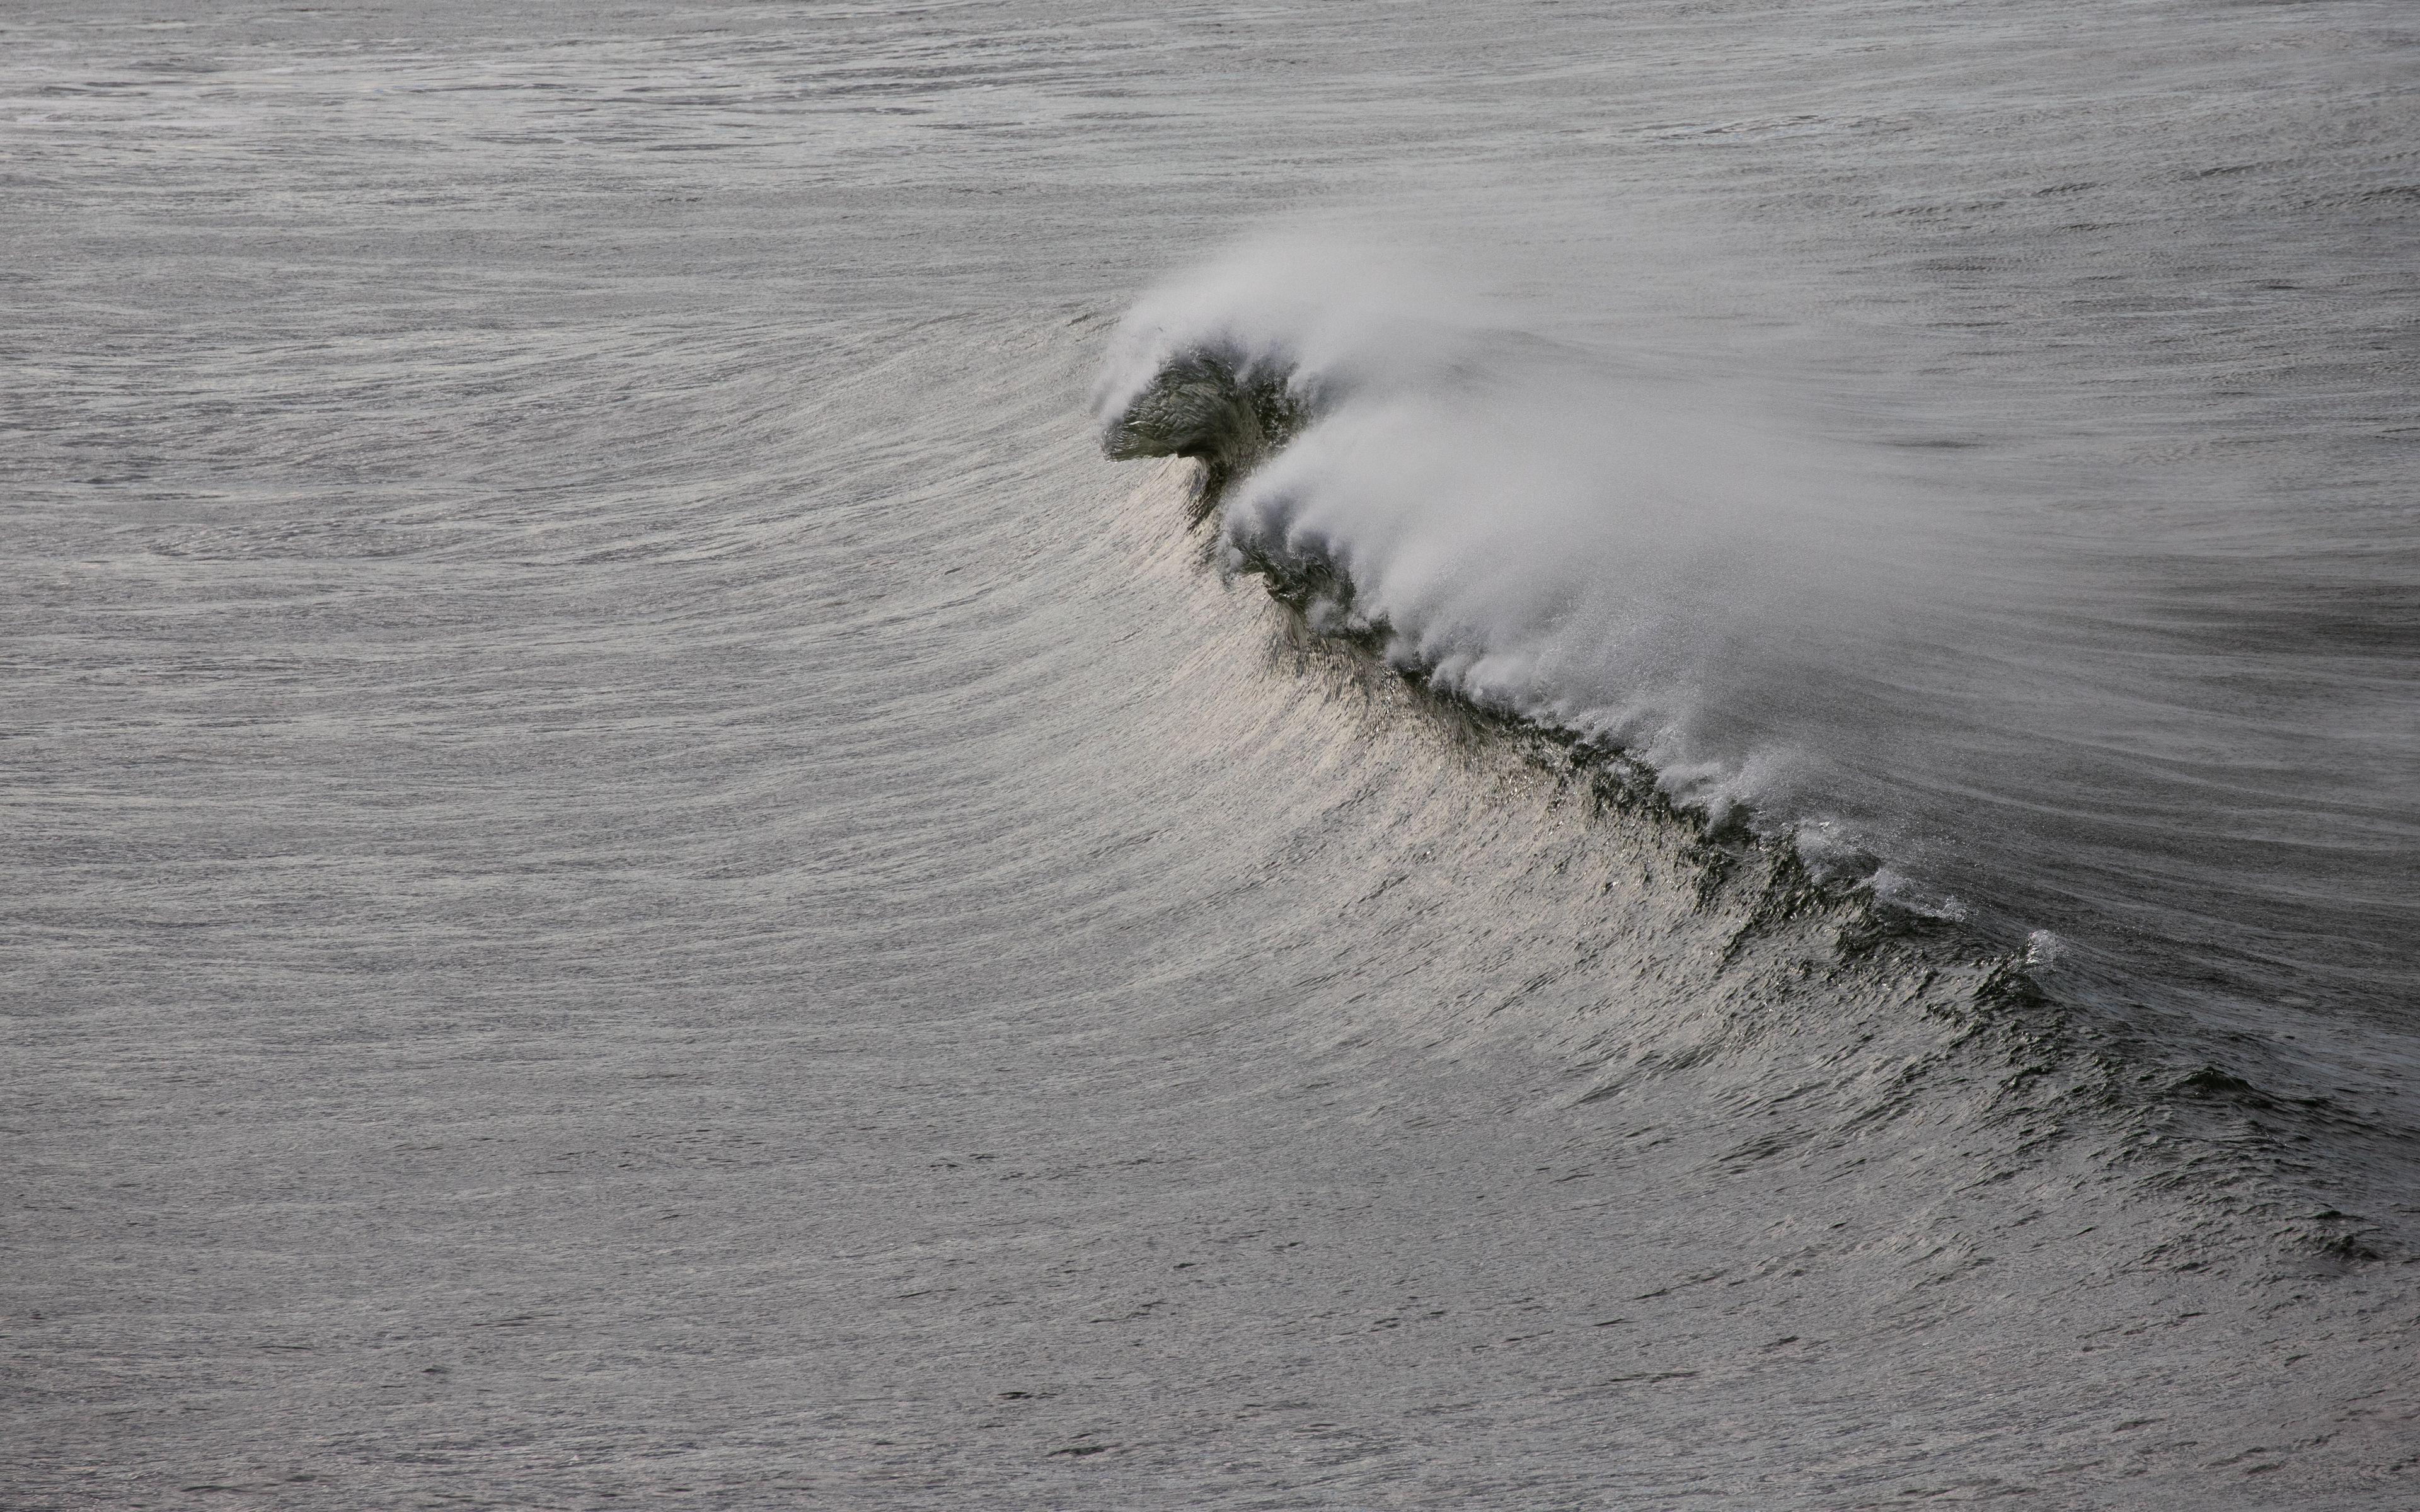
[{"left": 4, "top": 2, "right": 2417, "bottom": 1507}]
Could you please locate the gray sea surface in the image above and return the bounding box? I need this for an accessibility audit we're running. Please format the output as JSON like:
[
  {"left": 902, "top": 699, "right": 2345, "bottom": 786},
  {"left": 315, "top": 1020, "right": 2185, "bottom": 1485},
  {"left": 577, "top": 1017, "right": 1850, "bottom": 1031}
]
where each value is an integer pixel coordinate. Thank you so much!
[{"left": 5, "top": 2, "right": 2416, "bottom": 1507}]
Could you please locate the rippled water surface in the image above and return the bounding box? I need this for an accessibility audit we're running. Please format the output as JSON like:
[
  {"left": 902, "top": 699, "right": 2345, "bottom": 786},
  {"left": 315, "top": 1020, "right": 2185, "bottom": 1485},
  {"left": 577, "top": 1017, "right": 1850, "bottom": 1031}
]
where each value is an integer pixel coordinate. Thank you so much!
[{"left": 5, "top": 3, "right": 2416, "bottom": 1507}]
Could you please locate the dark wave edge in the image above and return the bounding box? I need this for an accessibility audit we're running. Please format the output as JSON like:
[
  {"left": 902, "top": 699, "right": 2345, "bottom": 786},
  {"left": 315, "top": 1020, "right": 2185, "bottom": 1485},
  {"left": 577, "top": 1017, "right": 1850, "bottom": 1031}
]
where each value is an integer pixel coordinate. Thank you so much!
[{"left": 1100, "top": 344, "right": 2402, "bottom": 1274}]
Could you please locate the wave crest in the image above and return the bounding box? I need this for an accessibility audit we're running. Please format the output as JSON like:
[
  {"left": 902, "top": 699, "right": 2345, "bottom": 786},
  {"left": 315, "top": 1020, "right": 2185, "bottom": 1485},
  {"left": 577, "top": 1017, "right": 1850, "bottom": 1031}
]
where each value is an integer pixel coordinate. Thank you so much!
[{"left": 1095, "top": 235, "right": 1959, "bottom": 874}]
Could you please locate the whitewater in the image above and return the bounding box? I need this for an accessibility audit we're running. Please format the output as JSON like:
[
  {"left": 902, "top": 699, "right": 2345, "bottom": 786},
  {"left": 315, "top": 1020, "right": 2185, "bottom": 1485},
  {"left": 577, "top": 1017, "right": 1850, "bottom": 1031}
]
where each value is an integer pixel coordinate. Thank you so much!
[{"left": 5, "top": 1, "right": 2416, "bottom": 1507}]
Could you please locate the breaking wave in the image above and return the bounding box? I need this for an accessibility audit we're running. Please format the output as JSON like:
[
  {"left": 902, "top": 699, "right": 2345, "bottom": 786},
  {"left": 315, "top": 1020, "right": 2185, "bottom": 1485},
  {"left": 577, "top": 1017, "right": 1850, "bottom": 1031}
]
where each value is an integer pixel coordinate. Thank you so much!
[
  {"left": 1095, "top": 234, "right": 2010, "bottom": 919},
  {"left": 1092, "top": 229, "right": 2419, "bottom": 1034},
  {"left": 1090, "top": 233, "right": 2420, "bottom": 1271}
]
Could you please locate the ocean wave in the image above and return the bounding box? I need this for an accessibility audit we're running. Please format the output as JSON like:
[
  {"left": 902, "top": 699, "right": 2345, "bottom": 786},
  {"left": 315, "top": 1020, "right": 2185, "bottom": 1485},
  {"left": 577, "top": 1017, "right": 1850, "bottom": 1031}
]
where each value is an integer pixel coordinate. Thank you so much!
[
  {"left": 1095, "top": 234, "right": 1990, "bottom": 908},
  {"left": 1092, "top": 238, "right": 2419, "bottom": 1268}
]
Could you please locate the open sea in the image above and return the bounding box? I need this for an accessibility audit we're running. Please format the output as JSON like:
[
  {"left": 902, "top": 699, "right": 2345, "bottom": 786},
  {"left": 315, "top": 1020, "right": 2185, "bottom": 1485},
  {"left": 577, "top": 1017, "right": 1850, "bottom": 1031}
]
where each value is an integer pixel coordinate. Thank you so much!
[{"left": 5, "top": 1, "right": 2416, "bottom": 1506}]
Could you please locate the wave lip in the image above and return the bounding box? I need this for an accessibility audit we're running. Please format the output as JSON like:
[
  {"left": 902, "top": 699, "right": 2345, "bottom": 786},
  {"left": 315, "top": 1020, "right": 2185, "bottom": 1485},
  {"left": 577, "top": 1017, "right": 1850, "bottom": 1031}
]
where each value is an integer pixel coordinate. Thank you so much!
[{"left": 1099, "top": 350, "right": 1311, "bottom": 508}]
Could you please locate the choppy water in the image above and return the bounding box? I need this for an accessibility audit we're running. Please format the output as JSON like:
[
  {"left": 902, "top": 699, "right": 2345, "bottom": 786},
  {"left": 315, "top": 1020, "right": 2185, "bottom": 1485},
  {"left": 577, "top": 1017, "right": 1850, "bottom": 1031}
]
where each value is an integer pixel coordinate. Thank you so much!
[{"left": 5, "top": 2, "right": 2416, "bottom": 1507}]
